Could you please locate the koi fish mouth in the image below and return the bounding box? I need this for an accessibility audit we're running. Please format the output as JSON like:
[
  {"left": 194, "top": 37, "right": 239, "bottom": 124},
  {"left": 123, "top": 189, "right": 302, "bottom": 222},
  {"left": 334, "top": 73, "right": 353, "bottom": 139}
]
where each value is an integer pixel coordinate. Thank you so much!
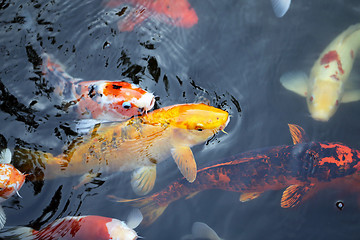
[
  {"left": 138, "top": 92, "right": 156, "bottom": 112},
  {"left": 218, "top": 115, "right": 230, "bottom": 133}
]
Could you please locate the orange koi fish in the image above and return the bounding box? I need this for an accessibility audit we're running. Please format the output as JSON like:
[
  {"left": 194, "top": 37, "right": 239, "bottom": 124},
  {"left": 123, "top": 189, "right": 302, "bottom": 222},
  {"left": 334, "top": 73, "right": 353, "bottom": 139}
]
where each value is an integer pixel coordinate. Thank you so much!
[
  {"left": 0, "top": 149, "right": 26, "bottom": 229},
  {"left": 281, "top": 23, "right": 360, "bottom": 121},
  {"left": 14, "top": 103, "right": 229, "bottom": 195},
  {"left": 104, "top": 0, "right": 198, "bottom": 31},
  {"left": 0, "top": 209, "right": 143, "bottom": 240},
  {"left": 44, "top": 54, "right": 155, "bottom": 121},
  {"left": 112, "top": 124, "right": 360, "bottom": 225}
]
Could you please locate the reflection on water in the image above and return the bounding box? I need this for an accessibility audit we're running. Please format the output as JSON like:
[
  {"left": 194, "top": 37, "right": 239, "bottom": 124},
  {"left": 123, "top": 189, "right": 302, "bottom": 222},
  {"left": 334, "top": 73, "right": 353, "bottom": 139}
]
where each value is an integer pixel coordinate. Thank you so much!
[{"left": 0, "top": 0, "right": 360, "bottom": 239}]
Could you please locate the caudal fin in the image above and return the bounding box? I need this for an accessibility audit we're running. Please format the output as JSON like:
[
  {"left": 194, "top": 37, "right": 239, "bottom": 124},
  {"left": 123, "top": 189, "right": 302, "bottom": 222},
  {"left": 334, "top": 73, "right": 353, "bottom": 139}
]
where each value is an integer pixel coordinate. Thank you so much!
[
  {"left": 108, "top": 195, "right": 168, "bottom": 226},
  {"left": 0, "top": 226, "right": 34, "bottom": 240}
]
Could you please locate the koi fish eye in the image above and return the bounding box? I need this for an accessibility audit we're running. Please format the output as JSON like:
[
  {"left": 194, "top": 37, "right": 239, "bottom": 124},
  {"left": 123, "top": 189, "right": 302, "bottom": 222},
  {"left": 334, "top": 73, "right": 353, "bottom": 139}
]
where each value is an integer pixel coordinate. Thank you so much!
[
  {"left": 122, "top": 102, "right": 132, "bottom": 109},
  {"left": 195, "top": 124, "right": 204, "bottom": 131}
]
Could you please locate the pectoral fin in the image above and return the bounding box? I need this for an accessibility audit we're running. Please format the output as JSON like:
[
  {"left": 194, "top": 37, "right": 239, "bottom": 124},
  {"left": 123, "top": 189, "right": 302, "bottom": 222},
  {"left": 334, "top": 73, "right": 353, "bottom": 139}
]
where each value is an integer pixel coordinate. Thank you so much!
[
  {"left": 288, "top": 124, "right": 308, "bottom": 144},
  {"left": 0, "top": 148, "right": 11, "bottom": 164},
  {"left": 171, "top": 146, "right": 197, "bottom": 182},
  {"left": 131, "top": 165, "right": 157, "bottom": 196},
  {"left": 0, "top": 205, "right": 6, "bottom": 229},
  {"left": 240, "top": 192, "right": 263, "bottom": 202},
  {"left": 280, "top": 71, "right": 308, "bottom": 97},
  {"left": 281, "top": 184, "right": 315, "bottom": 208},
  {"left": 271, "top": 0, "right": 291, "bottom": 18},
  {"left": 126, "top": 208, "right": 143, "bottom": 229},
  {"left": 191, "top": 222, "right": 222, "bottom": 240},
  {"left": 341, "top": 90, "right": 360, "bottom": 103}
]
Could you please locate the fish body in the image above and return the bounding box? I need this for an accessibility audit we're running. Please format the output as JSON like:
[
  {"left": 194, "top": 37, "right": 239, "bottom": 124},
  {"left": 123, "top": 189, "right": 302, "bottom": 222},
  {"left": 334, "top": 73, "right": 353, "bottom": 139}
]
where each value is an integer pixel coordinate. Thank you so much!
[
  {"left": 44, "top": 54, "right": 155, "bottom": 121},
  {"left": 15, "top": 103, "right": 229, "bottom": 195},
  {"left": 104, "top": 0, "right": 198, "bottom": 31},
  {"left": 114, "top": 124, "right": 360, "bottom": 225},
  {"left": 0, "top": 149, "right": 26, "bottom": 229},
  {"left": 0, "top": 209, "right": 143, "bottom": 240},
  {"left": 280, "top": 23, "right": 360, "bottom": 121}
]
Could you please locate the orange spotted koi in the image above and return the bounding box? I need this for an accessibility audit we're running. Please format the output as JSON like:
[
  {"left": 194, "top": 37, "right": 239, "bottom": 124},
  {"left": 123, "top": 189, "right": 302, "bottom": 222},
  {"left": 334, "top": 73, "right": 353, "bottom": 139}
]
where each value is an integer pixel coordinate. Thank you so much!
[
  {"left": 104, "top": 0, "right": 198, "bottom": 31},
  {"left": 113, "top": 124, "right": 360, "bottom": 225},
  {"left": 0, "top": 149, "right": 26, "bottom": 229},
  {"left": 44, "top": 54, "right": 155, "bottom": 121}
]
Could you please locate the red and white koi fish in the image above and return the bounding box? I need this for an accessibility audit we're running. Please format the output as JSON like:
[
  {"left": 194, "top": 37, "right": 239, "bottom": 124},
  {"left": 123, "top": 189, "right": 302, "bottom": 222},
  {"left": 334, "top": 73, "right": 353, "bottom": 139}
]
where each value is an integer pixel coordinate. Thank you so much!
[
  {"left": 0, "top": 209, "right": 143, "bottom": 240},
  {"left": 280, "top": 23, "right": 360, "bottom": 121},
  {"left": 44, "top": 54, "right": 155, "bottom": 121},
  {"left": 0, "top": 149, "right": 26, "bottom": 229},
  {"left": 104, "top": 0, "right": 198, "bottom": 32}
]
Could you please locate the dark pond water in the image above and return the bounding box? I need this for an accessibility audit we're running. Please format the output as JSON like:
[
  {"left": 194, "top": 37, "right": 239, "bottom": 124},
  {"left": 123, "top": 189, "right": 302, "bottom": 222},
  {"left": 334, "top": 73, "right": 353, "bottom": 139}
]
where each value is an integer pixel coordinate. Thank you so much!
[{"left": 1, "top": 0, "right": 360, "bottom": 239}]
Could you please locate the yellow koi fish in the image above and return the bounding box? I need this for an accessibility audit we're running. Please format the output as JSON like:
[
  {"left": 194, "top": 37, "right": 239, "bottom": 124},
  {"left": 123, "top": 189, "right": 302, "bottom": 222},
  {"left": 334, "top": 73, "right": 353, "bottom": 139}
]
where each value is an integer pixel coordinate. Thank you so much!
[
  {"left": 14, "top": 103, "right": 229, "bottom": 195},
  {"left": 280, "top": 23, "right": 360, "bottom": 121}
]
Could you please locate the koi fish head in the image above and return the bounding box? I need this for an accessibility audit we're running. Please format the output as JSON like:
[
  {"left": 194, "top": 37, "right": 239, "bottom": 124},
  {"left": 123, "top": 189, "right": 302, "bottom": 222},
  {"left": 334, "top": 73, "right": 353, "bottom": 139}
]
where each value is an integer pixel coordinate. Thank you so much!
[
  {"left": 149, "top": 103, "right": 229, "bottom": 145},
  {"left": 152, "top": 0, "right": 198, "bottom": 28},
  {"left": 0, "top": 164, "right": 25, "bottom": 202},
  {"left": 307, "top": 79, "right": 342, "bottom": 121}
]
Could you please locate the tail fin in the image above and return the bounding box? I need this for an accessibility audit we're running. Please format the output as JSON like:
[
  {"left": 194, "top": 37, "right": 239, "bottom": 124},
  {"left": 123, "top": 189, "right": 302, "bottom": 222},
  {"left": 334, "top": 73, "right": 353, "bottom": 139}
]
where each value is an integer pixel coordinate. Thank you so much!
[
  {"left": 12, "top": 147, "right": 59, "bottom": 181},
  {"left": 108, "top": 195, "right": 169, "bottom": 226},
  {"left": 0, "top": 226, "right": 34, "bottom": 240}
]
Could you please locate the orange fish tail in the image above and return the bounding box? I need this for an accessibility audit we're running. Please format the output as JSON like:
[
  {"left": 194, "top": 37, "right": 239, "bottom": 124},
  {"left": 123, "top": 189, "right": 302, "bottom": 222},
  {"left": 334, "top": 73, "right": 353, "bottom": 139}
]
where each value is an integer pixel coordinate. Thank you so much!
[{"left": 110, "top": 195, "right": 169, "bottom": 226}]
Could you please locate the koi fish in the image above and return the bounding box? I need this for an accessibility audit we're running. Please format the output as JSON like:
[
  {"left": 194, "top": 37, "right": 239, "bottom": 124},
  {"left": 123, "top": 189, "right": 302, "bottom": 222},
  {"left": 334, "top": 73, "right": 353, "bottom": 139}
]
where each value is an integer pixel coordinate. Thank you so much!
[
  {"left": 104, "top": 0, "right": 198, "bottom": 32},
  {"left": 111, "top": 124, "right": 360, "bottom": 225},
  {"left": 280, "top": 23, "right": 360, "bottom": 121},
  {"left": 14, "top": 103, "right": 229, "bottom": 195},
  {"left": 0, "top": 209, "right": 143, "bottom": 240},
  {"left": 270, "top": 0, "right": 291, "bottom": 18},
  {"left": 182, "top": 222, "right": 223, "bottom": 240},
  {"left": 0, "top": 149, "right": 26, "bottom": 229},
  {"left": 44, "top": 54, "right": 155, "bottom": 121}
]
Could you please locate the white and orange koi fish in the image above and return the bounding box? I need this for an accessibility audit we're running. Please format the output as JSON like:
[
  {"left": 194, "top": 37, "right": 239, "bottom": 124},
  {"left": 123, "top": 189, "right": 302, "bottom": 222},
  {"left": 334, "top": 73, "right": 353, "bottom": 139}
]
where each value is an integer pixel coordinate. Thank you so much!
[
  {"left": 280, "top": 23, "right": 360, "bottom": 121},
  {"left": 0, "top": 149, "right": 26, "bottom": 229},
  {"left": 44, "top": 54, "right": 155, "bottom": 121}
]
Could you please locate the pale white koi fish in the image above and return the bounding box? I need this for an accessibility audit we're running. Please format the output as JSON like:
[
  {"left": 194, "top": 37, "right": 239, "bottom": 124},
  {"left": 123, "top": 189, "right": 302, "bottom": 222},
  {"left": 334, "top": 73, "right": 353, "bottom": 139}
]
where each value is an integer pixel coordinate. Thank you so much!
[{"left": 281, "top": 23, "right": 360, "bottom": 121}]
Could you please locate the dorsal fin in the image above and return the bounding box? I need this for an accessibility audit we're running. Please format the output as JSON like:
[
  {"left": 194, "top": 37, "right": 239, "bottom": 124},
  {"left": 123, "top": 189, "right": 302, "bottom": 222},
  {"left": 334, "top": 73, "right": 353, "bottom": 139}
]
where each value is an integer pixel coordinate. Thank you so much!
[{"left": 288, "top": 124, "right": 308, "bottom": 144}]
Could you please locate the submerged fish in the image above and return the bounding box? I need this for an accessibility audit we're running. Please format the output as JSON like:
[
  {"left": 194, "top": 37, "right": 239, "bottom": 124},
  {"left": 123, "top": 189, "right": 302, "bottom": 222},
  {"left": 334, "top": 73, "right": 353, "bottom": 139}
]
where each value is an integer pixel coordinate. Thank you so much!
[
  {"left": 104, "top": 0, "right": 198, "bottom": 31},
  {"left": 44, "top": 54, "right": 155, "bottom": 121},
  {"left": 280, "top": 23, "right": 360, "bottom": 121},
  {"left": 14, "top": 103, "right": 229, "bottom": 195},
  {"left": 112, "top": 124, "right": 360, "bottom": 225},
  {"left": 0, "top": 209, "right": 143, "bottom": 240},
  {"left": 0, "top": 149, "right": 26, "bottom": 229},
  {"left": 182, "top": 222, "right": 223, "bottom": 240}
]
